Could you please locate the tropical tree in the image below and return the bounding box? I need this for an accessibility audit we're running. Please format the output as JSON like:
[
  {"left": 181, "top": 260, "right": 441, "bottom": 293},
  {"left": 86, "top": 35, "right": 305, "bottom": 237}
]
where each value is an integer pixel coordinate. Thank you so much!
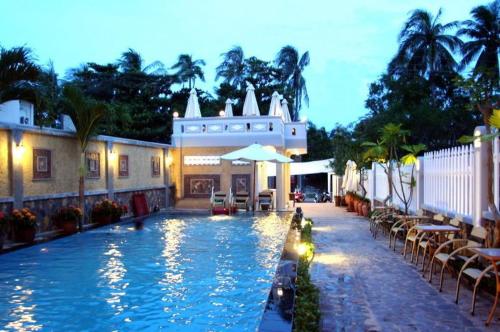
[
  {"left": 275, "top": 46, "right": 310, "bottom": 121},
  {"left": 458, "top": 0, "right": 500, "bottom": 84},
  {"left": 118, "top": 48, "right": 165, "bottom": 75},
  {"left": 215, "top": 46, "right": 246, "bottom": 89},
  {"left": 171, "top": 54, "right": 205, "bottom": 89},
  {"left": 61, "top": 85, "right": 106, "bottom": 230},
  {"left": 0, "top": 46, "right": 40, "bottom": 103},
  {"left": 389, "top": 9, "right": 462, "bottom": 80}
]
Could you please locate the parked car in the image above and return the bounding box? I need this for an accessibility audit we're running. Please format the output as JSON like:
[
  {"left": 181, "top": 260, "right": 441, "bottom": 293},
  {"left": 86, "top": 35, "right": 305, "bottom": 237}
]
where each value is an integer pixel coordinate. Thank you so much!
[{"left": 303, "top": 192, "right": 319, "bottom": 203}]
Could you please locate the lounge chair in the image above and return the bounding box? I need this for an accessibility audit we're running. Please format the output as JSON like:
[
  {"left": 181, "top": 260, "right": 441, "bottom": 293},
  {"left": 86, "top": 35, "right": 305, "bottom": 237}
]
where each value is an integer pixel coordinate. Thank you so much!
[
  {"left": 258, "top": 191, "right": 274, "bottom": 211},
  {"left": 234, "top": 191, "right": 250, "bottom": 211},
  {"left": 212, "top": 191, "right": 227, "bottom": 208},
  {"left": 428, "top": 226, "right": 487, "bottom": 292}
]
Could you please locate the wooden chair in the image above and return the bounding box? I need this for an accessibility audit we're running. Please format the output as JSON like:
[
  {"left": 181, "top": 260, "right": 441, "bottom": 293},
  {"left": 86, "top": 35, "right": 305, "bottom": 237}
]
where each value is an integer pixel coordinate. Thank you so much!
[
  {"left": 370, "top": 207, "right": 394, "bottom": 238},
  {"left": 389, "top": 216, "right": 416, "bottom": 251},
  {"left": 401, "top": 210, "right": 431, "bottom": 261},
  {"left": 414, "top": 214, "right": 446, "bottom": 267},
  {"left": 428, "top": 226, "right": 487, "bottom": 292}
]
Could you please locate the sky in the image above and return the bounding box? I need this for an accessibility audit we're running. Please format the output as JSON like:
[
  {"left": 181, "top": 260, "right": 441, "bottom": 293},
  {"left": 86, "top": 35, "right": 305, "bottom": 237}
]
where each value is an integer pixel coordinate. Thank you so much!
[{"left": 0, "top": 0, "right": 483, "bottom": 130}]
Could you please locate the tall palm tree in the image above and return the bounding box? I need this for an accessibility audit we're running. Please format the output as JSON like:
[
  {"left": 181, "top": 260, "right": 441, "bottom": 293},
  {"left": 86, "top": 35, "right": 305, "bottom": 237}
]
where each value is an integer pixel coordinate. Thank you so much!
[
  {"left": 171, "top": 54, "right": 205, "bottom": 89},
  {"left": 118, "top": 48, "right": 165, "bottom": 75},
  {"left": 0, "top": 46, "right": 40, "bottom": 102},
  {"left": 275, "top": 46, "right": 310, "bottom": 121},
  {"left": 389, "top": 9, "right": 462, "bottom": 79},
  {"left": 215, "top": 46, "right": 246, "bottom": 89},
  {"left": 458, "top": 0, "right": 499, "bottom": 84},
  {"left": 62, "top": 85, "right": 106, "bottom": 230}
]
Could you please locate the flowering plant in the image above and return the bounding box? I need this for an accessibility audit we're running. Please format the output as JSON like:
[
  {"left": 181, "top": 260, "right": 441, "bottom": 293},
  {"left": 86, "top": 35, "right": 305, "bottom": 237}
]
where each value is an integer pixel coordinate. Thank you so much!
[
  {"left": 52, "top": 206, "right": 82, "bottom": 226},
  {"left": 10, "top": 208, "right": 37, "bottom": 228},
  {"left": 92, "top": 199, "right": 126, "bottom": 221},
  {"left": 0, "top": 211, "right": 7, "bottom": 234}
]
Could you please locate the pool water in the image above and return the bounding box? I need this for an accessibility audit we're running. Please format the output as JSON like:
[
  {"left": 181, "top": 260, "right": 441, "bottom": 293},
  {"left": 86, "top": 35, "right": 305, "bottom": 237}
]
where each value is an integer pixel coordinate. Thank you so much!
[{"left": 0, "top": 213, "right": 289, "bottom": 331}]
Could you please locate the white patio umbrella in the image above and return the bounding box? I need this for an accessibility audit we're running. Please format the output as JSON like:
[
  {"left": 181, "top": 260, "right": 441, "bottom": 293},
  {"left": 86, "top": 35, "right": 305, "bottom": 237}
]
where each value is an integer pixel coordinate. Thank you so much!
[
  {"left": 185, "top": 88, "right": 201, "bottom": 118},
  {"left": 281, "top": 98, "right": 292, "bottom": 123},
  {"left": 242, "top": 82, "right": 260, "bottom": 116},
  {"left": 341, "top": 160, "right": 358, "bottom": 193},
  {"left": 221, "top": 144, "right": 292, "bottom": 212},
  {"left": 224, "top": 98, "right": 234, "bottom": 117},
  {"left": 268, "top": 91, "right": 283, "bottom": 117}
]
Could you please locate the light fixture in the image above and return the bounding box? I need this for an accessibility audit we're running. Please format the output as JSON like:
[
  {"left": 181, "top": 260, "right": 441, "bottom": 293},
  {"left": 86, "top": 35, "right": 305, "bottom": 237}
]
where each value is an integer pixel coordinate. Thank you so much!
[
  {"left": 298, "top": 243, "right": 308, "bottom": 256},
  {"left": 219, "top": 110, "right": 225, "bottom": 117},
  {"left": 277, "top": 288, "right": 283, "bottom": 297},
  {"left": 173, "top": 111, "right": 179, "bottom": 118},
  {"left": 12, "top": 130, "right": 25, "bottom": 161}
]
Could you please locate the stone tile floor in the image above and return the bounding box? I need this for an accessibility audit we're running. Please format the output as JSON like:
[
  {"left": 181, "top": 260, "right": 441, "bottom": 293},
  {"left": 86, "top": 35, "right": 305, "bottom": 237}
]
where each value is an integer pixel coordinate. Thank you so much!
[{"left": 298, "top": 203, "right": 499, "bottom": 332}]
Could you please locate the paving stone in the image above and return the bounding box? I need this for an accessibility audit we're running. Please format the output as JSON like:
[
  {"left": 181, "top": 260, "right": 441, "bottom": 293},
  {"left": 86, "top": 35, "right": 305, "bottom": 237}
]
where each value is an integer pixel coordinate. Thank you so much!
[{"left": 298, "top": 203, "right": 498, "bottom": 332}]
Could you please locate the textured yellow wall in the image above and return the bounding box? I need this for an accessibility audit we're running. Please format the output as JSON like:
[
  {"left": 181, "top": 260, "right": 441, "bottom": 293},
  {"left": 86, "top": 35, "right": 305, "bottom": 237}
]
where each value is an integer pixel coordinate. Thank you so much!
[
  {"left": 84, "top": 141, "right": 107, "bottom": 192},
  {"left": 113, "top": 143, "right": 164, "bottom": 190},
  {"left": 22, "top": 132, "right": 80, "bottom": 196},
  {"left": 0, "top": 130, "right": 10, "bottom": 197}
]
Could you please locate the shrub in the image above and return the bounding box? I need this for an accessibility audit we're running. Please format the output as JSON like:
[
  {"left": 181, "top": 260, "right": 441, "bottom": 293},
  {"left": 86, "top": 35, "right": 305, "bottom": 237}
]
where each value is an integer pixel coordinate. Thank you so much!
[
  {"left": 52, "top": 206, "right": 82, "bottom": 225},
  {"left": 294, "top": 218, "right": 320, "bottom": 332},
  {"left": 9, "top": 208, "right": 37, "bottom": 229},
  {"left": 92, "top": 199, "right": 126, "bottom": 221}
]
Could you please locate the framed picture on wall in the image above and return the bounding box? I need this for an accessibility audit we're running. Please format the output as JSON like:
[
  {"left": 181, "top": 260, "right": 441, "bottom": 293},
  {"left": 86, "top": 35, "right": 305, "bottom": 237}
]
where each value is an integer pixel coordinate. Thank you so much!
[
  {"left": 151, "top": 156, "right": 160, "bottom": 177},
  {"left": 86, "top": 152, "right": 100, "bottom": 178},
  {"left": 33, "top": 149, "right": 52, "bottom": 179},
  {"left": 119, "top": 155, "right": 129, "bottom": 177}
]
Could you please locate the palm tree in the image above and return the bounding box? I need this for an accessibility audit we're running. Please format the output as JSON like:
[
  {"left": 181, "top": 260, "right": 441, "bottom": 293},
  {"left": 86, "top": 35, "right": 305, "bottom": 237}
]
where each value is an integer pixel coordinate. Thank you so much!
[
  {"left": 215, "top": 46, "right": 246, "bottom": 89},
  {"left": 0, "top": 46, "right": 40, "bottom": 103},
  {"left": 118, "top": 48, "right": 165, "bottom": 75},
  {"left": 458, "top": 0, "right": 499, "bottom": 84},
  {"left": 62, "top": 85, "right": 106, "bottom": 230},
  {"left": 275, "top": 46, "right": 310, "bottom": 121},
  {"left": 171, "top": 54, "right": 205, "bottom": 89},
  {"left": 389, "top": 9, "right": 462, "bottom": 79}
]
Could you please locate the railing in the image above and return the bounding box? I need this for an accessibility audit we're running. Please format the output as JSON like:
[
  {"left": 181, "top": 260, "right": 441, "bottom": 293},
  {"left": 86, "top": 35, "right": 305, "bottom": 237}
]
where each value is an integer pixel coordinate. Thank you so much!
[{"left": 422, "top": 145, "right": 474, "bottom": 219}]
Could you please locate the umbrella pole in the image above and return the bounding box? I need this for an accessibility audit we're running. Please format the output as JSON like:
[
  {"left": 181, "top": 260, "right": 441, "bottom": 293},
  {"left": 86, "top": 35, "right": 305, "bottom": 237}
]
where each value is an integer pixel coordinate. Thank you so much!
[{"left": 253, "top": 160, "right": 257, "bottom": 214}]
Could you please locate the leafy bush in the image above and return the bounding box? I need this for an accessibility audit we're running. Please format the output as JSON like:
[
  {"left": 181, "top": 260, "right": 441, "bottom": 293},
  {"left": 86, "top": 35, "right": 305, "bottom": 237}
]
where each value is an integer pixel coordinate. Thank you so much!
[
  {"left": 52, "top": 206, "right": 82, "bottom": 226},
  {"left": 294, "top": 217, "right": 320, "bottom": 332},
  {"left": 9, "top": 208, "right": 37, "bottom": 228}
]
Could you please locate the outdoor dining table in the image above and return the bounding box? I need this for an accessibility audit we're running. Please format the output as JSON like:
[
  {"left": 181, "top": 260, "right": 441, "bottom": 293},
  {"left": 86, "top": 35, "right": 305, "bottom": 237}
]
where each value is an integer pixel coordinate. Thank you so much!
[
  {"left": 470, "top": 248, "right": 500, "bottom": 326},
  {"left": 414, "top": 225, "right": 461, "bottom": 274}
]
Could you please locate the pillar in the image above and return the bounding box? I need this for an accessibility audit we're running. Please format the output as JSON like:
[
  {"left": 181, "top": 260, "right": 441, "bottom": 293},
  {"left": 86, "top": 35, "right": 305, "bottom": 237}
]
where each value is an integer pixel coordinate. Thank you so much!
[
  {"left": 276, "top": 162, "right": 286, "bottom": 211},
  {"left": 163, "top": 148, "right": 171, "bottom": 208},
  {"left": 415, "top": 157, "right": 424, "bottom": 212},
  {"left": 473, "top": 126, "right": 488, "bottom": 226},
  {"left": 327, "top": 173, "right": 331, "bottom": 195},
  {"left": 105, "top": 141, "right": 115, "bottom": 200},
  {"left": 10, "top": 129, "right": 24, "bottom": 209}
]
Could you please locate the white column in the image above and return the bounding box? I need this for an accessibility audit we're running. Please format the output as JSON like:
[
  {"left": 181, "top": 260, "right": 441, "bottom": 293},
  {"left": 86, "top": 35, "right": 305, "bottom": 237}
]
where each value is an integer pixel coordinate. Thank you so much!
[
  {"left": 11, "top": 129, "right": 24, "bottom": 209},
  {"left": 276, "top": 162, "right": 285, "bottom": 211},
  {"left": 163, "top": 148, "right": 170, "bottom": 208},
  {"left": 415, "top": 156, "right": 424, "bottom": 212},
  {"left": 105, "top": 141, "right": 115, "bottom": 200},
  {"left": 327, "top": 173, "right": 332, "bottom": 194},
  {"left": 473, "top": 126, "right": 488, "bottom": 226}
]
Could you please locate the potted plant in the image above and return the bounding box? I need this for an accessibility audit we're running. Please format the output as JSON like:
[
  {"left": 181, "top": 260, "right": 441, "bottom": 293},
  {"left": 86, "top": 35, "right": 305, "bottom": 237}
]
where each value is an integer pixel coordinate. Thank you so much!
[
  {"left": 0, "top": 211, "right": 7, "bottom": 249},
  {"left": 53, "top": 206, "right": 82, "bottom": 235},
  {"left": 10, "top": 208, "right": 37, "bottom": 243},
  {"left": 92, "top": 199, "right": 126, "bottom": 225}
]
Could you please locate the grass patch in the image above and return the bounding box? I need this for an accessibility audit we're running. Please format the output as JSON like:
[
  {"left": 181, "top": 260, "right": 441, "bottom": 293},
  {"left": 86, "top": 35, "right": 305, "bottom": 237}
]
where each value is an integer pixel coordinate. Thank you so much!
[{"left": 293, "top": 217, "right": 320, "bottom": 332}]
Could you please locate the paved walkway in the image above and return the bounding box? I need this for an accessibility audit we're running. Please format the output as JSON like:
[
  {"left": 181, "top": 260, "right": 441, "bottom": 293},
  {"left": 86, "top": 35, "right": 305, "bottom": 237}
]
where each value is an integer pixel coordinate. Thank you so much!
[{"left": 298, "top": 203, "right": 498, "bottom": 332}]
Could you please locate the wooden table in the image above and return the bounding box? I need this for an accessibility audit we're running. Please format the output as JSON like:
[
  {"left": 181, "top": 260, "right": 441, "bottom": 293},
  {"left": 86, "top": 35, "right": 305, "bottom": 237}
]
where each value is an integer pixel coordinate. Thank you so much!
[
  {"left": 415, "top": 225, "right": 460, "bottom": 273},
  {"left": 470, "top": 248, "right": 500, "bottom": 326}
]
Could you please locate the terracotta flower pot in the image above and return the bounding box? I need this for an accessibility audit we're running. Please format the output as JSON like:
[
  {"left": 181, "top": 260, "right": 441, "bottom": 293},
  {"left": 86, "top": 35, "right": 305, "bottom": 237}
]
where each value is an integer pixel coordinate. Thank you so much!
[
  {"left": 59, "top": 220, "right": 78, "bottom": 235},
  {"left": 357, "top": 202, "right": 363, "bottom": 216},
  {"left": 334, "top": 196, "right": 341, "bottom": 207},
  {"left": 362, "top": 204, "right": 369, "bottom": 217},
  {"left": 15, "top": 226, "right": 36, "bottom": 243},
  {"left": 348, "top": 200, "right": 355, "bottom": 212}
]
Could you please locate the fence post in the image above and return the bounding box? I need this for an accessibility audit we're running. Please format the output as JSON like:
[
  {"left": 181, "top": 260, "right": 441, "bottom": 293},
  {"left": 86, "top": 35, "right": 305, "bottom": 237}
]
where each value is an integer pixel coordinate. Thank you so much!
[
  {"left": 370, "top": 162, "right": 376, "bottom": 207},
  {"left": 415, "top": 156, "right": 424, "bottom": 212},
  {"left": 473, "top": 126, "right": 488, "bottom": 226}
]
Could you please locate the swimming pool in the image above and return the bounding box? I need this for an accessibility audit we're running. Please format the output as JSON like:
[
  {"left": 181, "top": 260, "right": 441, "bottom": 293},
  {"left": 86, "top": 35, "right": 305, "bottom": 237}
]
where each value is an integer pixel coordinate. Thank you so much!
[{"left": 0, "top": 213, "right": 290, "bottom": 331}]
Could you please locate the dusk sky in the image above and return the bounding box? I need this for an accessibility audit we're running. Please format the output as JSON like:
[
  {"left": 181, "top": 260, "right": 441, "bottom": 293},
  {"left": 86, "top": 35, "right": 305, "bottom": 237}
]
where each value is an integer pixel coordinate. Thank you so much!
[{"left": 0, "top": 0, "right": 481, "bottom": 130}]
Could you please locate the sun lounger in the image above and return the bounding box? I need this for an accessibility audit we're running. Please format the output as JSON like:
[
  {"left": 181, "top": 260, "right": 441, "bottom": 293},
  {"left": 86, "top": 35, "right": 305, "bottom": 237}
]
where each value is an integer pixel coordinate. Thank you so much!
[{"left": 258, "top": 191, "right": 274, "bottom": 211}]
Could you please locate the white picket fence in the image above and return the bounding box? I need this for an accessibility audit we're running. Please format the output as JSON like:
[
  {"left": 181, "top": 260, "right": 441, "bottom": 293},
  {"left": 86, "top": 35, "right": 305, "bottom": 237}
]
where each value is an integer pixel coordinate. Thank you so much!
[
  {"left": 422, "top": 145, "right": 475, "bottom": 220},
  {"left": 360, "top": 126, "right": 495, "bottom": 225}
]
